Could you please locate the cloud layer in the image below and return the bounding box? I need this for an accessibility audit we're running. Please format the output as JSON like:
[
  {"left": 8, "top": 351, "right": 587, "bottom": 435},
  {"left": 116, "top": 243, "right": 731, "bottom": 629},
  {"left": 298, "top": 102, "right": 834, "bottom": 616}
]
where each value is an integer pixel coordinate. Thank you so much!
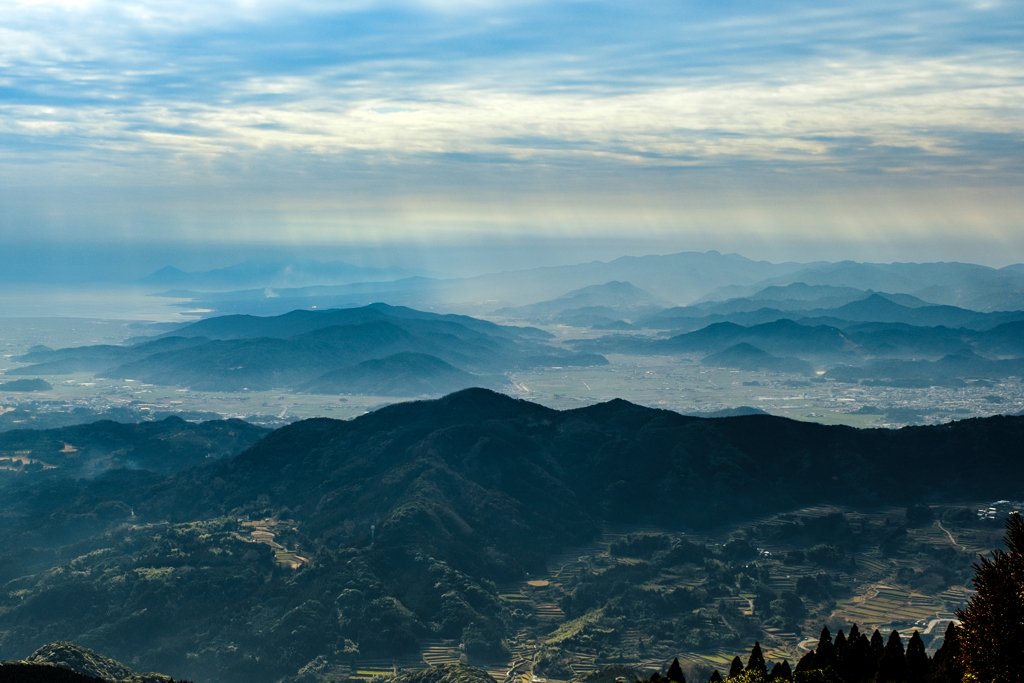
[{"left": 1, "top": 0, "right": 1022, "bottom": 253}]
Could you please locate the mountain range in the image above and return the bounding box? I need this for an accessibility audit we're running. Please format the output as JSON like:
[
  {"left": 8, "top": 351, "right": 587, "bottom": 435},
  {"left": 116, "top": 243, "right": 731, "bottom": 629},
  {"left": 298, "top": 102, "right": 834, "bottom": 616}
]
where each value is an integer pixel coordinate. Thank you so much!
[
  {"left": 2, "top": 390, "right": 1023, "bottom": 682},
  {"left": 145, "top": 253, "right": 1024, "bottom": 318},
  {"left": 5, "top": 305, "right": 604, "bottom": 394}
]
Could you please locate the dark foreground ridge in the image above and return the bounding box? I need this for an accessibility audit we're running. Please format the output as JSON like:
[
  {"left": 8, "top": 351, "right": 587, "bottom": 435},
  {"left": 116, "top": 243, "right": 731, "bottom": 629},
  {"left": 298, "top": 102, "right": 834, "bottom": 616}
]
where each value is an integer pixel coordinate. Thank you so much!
[
  {"left": 2, "top": 389, "right": 1023, "bottom": 682},
  {"left": 1, "top": 640, "right": 188, "bottom": 682}
]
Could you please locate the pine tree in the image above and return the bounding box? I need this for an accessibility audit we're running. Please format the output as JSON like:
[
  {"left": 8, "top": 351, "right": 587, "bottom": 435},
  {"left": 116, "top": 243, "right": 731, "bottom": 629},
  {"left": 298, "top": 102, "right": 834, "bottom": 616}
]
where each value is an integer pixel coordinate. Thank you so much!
[
  {"left": 795, "top": 651, "right": 817, "bottom": 672},
  {"left": 833, "top": 630, "right": 848, "bottom": 678},
  {"left": 875, "top": 630, "right": 908, "bottom": 683},
  {"left": 667, "top": 658, "right": 686, "bottom": 683},
  {"left": 709, "top": 671, "right": 724, "bottom": 683},
  {"left": 728, "top": 656, "right": 744, "bottom": 679},
  {"left": 905, "top": 631, "right": 929, "bottom": 683},
  {"left": 747, "top": 643, "right": 767, "bottom": 675},
  {"left": 815, "top": 626, "right": 835, "bottom": 670},
  {"left": 929, "top": 622, "right": 964, "bottom": 683},
  {"left": 870, "top": 629, "right": 885, "bottom": 662},
  {"left": 768, "top": 661, "right": 792, "bottom": 680},
  {"left": 845, "top": 627, "right": 874, "bottom": 683},
  {"left": 956, "top": 513, "right": 1024, "bottom": 683}
]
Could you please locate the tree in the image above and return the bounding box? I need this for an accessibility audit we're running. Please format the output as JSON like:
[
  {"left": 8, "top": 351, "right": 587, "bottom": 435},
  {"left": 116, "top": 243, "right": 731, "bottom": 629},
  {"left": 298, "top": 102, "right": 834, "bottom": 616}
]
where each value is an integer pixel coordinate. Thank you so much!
[
  {"left": 869, "top": 630, "right": 884, "bottom": 661},
  {"left": 814, "top": 627, "right": 835, "bottom": 670},
  {"left": 929, "top": 622, "right": 964, "bottom": 683},
  {"left": 729, "top": 656, "right": 744, "bottom": 678},
  {"left": 768, "top": 661, "right": 792, "bottom": 680},
  {"left": 956, "top": 512, "right": 1024, "bottom": 683},
  {"left": 747, "top": 643, "right": 767, "bottom": 675},
  {"left": 667, "top": 658, "right": 686, "bottom": 683},
  {"left": 875, "top": 630, "right": 908, "bottom": 683},
  {"left": 905, "top": 631, "right": 929, "bottom": 683},
  {"left": 709, "top": 671, "right": 724, "bottom": 683}
]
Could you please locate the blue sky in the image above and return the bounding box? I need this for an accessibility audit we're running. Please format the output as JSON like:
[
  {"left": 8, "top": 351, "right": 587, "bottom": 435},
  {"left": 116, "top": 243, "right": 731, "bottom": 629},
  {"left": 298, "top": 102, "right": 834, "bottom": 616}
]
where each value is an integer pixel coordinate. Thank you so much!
[{"left": 1, "top": 0, "right": 1022, "bottom": 265}]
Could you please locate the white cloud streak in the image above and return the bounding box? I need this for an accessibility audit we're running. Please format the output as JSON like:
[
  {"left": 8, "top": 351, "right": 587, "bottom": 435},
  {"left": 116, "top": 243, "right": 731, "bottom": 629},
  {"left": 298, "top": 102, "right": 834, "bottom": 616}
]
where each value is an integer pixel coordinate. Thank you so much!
[{"left": 0, "top": 0, "right": 1021, "bottom": 244}]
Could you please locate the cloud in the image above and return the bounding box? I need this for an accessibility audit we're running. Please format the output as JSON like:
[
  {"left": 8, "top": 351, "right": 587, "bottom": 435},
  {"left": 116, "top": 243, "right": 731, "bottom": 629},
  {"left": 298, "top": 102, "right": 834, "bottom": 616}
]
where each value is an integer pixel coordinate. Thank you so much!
[{"left": 0, "top": 0, "right": 1022, "bottom": 246}]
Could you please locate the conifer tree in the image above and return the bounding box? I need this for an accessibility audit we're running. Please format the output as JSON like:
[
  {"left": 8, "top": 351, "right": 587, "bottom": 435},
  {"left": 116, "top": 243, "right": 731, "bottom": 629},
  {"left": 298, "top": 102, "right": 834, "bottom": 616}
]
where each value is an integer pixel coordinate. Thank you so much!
[
  {"left": 815, "top": 627, "right": 835, "bottom": 670},
  {"left": 709, "top": 671, "right": 723, "bottom": 683},
  {"left": 929, "top": 622, "right": 964, "bottom": 683},
  {"left": 747, "top": 643, "right": 767, "bottom": 675},
  {"left": 795, "top": 651, "right": 817, "bottom": 672},
  {"left": 667, "top": 658, "right": 686, "bottom": 683},
  {"left": 956, "top": 513, "right": 1024, "bottom": 683},
  {"left": 832, "top": 631, "right": 848, "bottom": 677},
  {"left": 768, "top": 661, "right": 792, "bottom": 680},
  {"left": 870, "top": 629, "right": 885, "bottom": 662},
  {"left": 904, "top": 631, "right": 929, "bottom": 683},
  {"left": 845, "top": 626, "right": 874, "bottom": 683},
  {"left": 875, "top": 630, "right": 908, "bottom": 683},
  {"left": 728, "top": 656, "right": 744, "bottom": 678}
]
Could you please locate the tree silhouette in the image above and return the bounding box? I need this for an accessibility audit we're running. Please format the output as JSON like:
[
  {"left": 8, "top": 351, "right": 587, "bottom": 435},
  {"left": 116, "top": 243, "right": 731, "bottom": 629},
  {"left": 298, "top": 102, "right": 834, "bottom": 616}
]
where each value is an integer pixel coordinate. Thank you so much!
[
  {"left": 929, "top": 621, "right": 964, "bottom": 683},
  {"left": 728, "top": 656, "right": 743, "bottom": 678},
  {"left": 869, "top": 629, "right": 884, "bottom": 661},
  {"left": 904, "top": 631, "right": 929, "bottom": 683},
  {"left": 708, "top": 671, "right": 723, "bottom": 683},
  {"left": 875, "top": 630, "right": 908, "bottom": 683},
  {"left": 667, "top": 658, "right": 686, "bottom": 683},
  {"left": 768, "top": 660, "right": 791, "bottom": 680},
  {"left": 746, "top": 643, "right": 767, "bottom": 675},
  {"left": 956, "top": 512, "right": 1024, "bottom": 682}
]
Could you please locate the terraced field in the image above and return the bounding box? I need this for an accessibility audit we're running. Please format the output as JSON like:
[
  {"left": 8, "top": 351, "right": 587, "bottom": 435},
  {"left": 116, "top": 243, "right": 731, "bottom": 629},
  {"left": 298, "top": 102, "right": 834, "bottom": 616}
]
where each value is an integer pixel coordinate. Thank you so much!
[
  {"left": 355, "top": 503, "right": 992, "bottom": 683},
  {"left": 239, "top": 517, "right": 309, "bottom": 569}
]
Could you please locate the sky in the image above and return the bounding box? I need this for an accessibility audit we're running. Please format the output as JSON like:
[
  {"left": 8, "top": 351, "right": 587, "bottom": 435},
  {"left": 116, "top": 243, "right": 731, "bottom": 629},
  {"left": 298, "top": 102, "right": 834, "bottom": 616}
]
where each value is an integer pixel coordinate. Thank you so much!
[{"left": 1, "top": 0, "right": 1022, "bottom": 270}]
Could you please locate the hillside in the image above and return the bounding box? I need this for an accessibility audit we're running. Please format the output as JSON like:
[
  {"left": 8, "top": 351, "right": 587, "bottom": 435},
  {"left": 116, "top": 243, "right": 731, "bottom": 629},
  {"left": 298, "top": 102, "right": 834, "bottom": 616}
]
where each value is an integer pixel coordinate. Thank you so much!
[
  {"left": 300, "top": 352, "right": 496, "bottom": 396},
  {"left": 492, "top": 281, "right": 669, "bottom": 323},
  {"left": 1, "top": 392, "right": 1023, "bottom": 681},
  {"left": 701, "top": 343, "right": 815, "bottom": 375},
  {"left": 6, "top": 305, "right": 603, "bottom": 393}
]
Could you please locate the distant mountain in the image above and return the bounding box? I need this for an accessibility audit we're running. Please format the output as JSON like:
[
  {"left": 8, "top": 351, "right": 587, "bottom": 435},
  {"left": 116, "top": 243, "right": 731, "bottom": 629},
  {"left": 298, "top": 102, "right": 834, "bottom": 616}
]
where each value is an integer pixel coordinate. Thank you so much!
[
  {"left": 691, "top": 284, "right": 929, "bottom": 315},
  {"left": 702, "top": 343, "right": 815, "bottom": 375},
  {"left": 153, "top": 303, "right": 550, "bottom": 342},
  {"left": 140, "top": 258, "right": 437, "bottom": 289},
  {"left": 6, "top": 336, "right": 212, "bottom": 376},
  {"left": 0, "top": 378, "right": 52, "bottom": 392},
  {"left": 153, "top": 251, "right": 813, "bottom": 316},
  {"left": 973, "top": 320, "right": 1024, "bottom": 356},
  {"left": 146, "top": 253, "right": 1024, "bottom": 318},
  {"left": 492, "top": 281, "right": 670, "bottom": 322},
  {"left": 0, "top": 416, "right": 268, "bottom": 478},
  {"left": 8, "top": 305, "right": 603, "bottom": 393},
  {"left": 0, "top": 405, "right": 227, "bottom": 434},
  {"left": 701, "top": 260, "right": 1024, "bottom": 309},
  {"left": 827, "top": 349, "right": 1024, "bottom": 387},
  {"left": 638, "top": 293, "right": 1024, "bottom": 333},
  {"left": 840, "top": 322, "right": 972, "bottom": 358},
  {"left": 579, "top": 319, "right": 853, "bottom": 360},
  {"left": 300, "top": 352, "right": 494, "bottom": 396},
  {"left": 684, "top": 405, "right": 770, "bottom": 418}
]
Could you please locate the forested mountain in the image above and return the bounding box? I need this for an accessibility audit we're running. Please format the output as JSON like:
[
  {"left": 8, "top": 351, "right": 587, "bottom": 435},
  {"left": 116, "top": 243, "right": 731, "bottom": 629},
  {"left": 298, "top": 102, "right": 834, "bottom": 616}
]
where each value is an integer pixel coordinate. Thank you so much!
[
  {"left": 5, "top": 305, "right": 603, "bottom": 393},
  {"left": 1, "top": 391, "right": 1023, "bottom": 682}
]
